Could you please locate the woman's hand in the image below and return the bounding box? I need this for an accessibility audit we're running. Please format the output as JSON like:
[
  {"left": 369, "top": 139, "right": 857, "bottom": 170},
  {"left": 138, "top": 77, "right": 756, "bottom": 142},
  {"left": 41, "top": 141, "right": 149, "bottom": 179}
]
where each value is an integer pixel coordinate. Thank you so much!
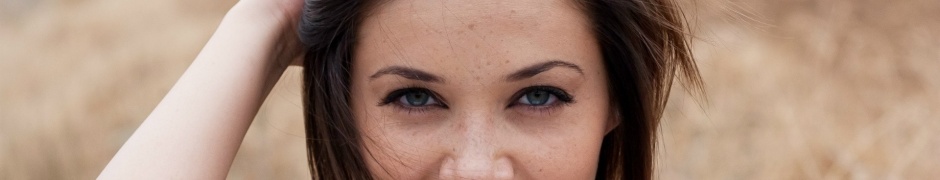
[
  {"left": 99, "top": 1, "right": 307, "bottom": 179},
  {"left": 232, "top": 0, "right": 306, "bottom": 68}
]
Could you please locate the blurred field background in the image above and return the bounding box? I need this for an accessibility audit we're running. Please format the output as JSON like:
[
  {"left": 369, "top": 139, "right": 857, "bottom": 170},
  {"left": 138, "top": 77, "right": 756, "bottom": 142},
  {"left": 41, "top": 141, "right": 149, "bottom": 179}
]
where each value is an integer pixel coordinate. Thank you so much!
[{"left": 1, "top": 0, "right": 937, "bottom": 179}]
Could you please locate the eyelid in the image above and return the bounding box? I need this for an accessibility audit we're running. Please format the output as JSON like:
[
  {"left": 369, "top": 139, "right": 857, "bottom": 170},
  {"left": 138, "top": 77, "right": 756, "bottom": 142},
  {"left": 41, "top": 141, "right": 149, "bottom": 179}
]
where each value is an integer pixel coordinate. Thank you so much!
[
  {"left": 507, "top": 85, "right": 574, "bottom": 108},
  {"left": 379, "top": 87, "right": 449, "bottom": 108}
]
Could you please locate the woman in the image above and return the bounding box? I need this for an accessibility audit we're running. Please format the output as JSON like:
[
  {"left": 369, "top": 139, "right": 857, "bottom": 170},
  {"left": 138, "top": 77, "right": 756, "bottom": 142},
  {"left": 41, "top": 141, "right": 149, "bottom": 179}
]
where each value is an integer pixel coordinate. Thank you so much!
[{"left": 100, "top": 0, "right": 702, "bottom": 179}]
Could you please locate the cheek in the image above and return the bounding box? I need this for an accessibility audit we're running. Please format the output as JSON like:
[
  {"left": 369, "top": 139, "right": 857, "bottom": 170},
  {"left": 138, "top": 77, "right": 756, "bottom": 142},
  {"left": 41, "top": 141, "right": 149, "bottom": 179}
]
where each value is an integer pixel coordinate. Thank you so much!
[
  {"left": 355, "top": 104, "right": 447, "bottom": 179},
  {"left": 512, "top": 101, "right": 609, "bottom": 178}
]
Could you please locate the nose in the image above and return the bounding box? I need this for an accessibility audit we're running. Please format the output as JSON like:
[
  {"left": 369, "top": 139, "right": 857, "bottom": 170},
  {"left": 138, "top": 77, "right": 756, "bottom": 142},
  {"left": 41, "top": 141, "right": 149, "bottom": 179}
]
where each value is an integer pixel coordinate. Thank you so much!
[{"left": 438, "top": 113, "right": 514, "bottom": 179}]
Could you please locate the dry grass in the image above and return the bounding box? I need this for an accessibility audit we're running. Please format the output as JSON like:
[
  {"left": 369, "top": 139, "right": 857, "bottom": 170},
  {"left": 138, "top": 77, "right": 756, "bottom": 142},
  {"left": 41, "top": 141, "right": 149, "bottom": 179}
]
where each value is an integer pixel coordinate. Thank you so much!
[{"left": 1, "top": 0, "right": 937, "bottom": 179}]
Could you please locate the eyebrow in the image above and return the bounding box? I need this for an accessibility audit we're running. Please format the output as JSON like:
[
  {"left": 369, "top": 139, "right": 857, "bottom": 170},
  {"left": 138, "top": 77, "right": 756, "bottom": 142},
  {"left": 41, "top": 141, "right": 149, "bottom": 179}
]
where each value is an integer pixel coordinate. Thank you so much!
[
  {"left": 505, "top": 60, "right": 584, "bottom": 81},
  {"left": 369, "top": 66, "right": 444, "bottom": 83},
  {"left": 368, "top": 60, "right": 584, "bottom": 83}
]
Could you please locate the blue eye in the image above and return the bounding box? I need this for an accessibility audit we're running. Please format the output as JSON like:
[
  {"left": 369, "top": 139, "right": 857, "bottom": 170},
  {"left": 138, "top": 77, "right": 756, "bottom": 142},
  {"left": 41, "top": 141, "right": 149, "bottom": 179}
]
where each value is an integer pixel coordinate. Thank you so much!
[
  {"left": 512, "top": 86, "right": 573, "bottom": 107},
  {"left": 380, "top": 88, "right": 444, "bottom": 108},
  {"left": 398, "top": 91, "right": 438, "bottom": 106},
  {"left": 518, "top": 90, "right": 556, "bottom": 106}
]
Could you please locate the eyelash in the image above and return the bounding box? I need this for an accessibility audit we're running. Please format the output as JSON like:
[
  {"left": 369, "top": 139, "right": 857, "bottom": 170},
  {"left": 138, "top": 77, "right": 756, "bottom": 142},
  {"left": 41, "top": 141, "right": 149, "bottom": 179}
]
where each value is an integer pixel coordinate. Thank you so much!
[
  {"left": 378, "top": 87, "right": 448, "bottom": 113},
  {"left": 378, "top": 86, "right": 575, "bottom": 114},
  {"left": 507, "top": 86, "right": 575, "bottom": 110}
]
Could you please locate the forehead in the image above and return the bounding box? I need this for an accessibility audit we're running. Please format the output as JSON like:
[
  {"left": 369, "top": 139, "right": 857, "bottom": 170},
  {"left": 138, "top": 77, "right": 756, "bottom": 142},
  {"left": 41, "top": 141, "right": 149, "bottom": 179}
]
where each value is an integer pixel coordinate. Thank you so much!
[
  {"left": 364, "top": 0, "right": 584, "bottom": 32},
  {"left": 355, "top": 0, "right": 597, "bottom": 80}
]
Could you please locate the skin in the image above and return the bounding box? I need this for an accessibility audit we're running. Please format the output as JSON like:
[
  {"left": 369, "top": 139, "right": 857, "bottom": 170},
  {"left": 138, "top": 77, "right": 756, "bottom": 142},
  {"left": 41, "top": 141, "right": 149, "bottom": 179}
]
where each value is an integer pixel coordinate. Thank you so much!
[
  {"left": 99, "top": 0, "right": 303, "bottom": 179},
  {"left": 351, "top": 0, "right": 613, "bottom": 179}
]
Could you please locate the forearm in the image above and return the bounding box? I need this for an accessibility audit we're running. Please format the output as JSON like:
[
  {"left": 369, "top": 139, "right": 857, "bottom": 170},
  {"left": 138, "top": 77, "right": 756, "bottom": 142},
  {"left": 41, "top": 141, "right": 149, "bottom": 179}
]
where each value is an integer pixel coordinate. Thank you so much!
[{"left": 99, "top": 3, "right": 288, "bottom": 179}]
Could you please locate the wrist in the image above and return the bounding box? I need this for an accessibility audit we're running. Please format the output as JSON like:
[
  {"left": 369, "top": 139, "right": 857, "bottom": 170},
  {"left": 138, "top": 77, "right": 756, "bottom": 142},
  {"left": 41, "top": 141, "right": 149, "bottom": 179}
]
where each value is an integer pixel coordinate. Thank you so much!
[
  {"left": 228, "top": 0, "right": 298, "bottom": 30},
  {"left": 200, "top": 1, "right": 302, "bottom": 94},
  {"left": 225, "top": 0, "right": 303, "bottom": 64},
  {"left": 222, "top": 4, "right": 282, "bottom": 38}
]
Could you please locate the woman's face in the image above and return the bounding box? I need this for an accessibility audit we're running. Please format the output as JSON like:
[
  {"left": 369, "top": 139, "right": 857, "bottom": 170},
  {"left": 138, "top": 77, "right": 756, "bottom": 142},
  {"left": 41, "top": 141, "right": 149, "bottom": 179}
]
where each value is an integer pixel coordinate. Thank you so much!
[{"left": 349, "top": 0, "right": 612, "bottom": 178}]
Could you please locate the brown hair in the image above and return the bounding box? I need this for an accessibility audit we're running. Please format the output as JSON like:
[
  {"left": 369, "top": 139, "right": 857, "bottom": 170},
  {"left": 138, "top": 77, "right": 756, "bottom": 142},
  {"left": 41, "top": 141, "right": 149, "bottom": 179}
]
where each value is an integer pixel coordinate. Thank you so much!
[{"left": 298, "top": 0, "right": 703, "bottom": 179}]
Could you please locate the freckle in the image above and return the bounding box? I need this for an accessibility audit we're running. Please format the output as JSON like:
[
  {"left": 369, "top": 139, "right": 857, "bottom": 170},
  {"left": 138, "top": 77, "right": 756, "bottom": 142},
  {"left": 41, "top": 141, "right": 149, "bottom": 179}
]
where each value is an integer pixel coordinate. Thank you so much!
[{"left": 467, "top": 23, "right": 476, "bottom": 30}]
